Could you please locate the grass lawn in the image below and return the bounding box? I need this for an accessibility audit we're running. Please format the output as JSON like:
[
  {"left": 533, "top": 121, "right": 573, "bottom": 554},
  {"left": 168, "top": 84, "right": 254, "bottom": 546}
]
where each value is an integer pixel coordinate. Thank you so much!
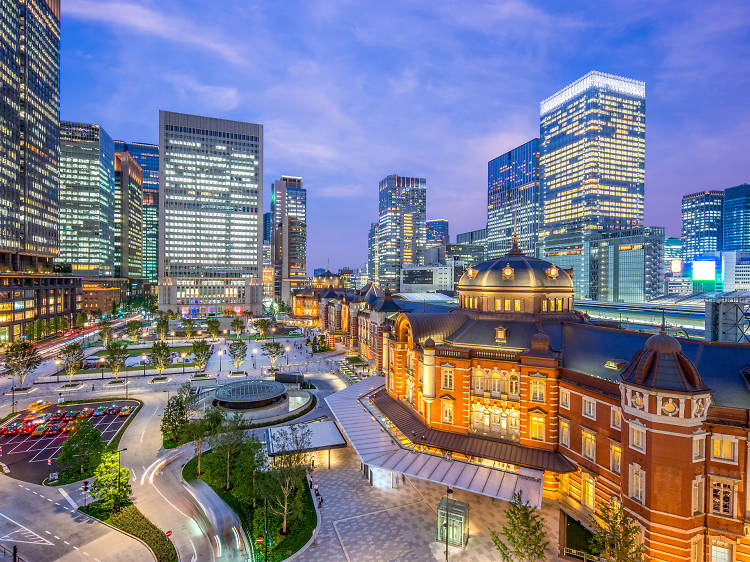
[
  {"left": 80, "top": 501, "right": 177, "bottom": 562},
  {"left": 90, "top": 345, "right": 193, "bottom": 357}
]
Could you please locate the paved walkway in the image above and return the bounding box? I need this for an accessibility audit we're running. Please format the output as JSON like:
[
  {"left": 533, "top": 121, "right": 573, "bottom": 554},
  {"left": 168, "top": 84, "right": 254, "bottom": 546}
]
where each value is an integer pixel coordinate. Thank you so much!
[{"left": 299, "top": 447, "right": 562, "bottom": 561}]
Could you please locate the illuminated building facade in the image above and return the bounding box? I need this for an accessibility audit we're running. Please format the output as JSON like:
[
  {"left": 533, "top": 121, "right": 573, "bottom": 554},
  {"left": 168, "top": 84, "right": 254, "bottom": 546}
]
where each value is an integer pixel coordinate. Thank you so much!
[
  {"left": 722, "top": 184, "right": 750, "bottom": 253},
  {"left": 426, "top": 219, "right": 449, "bottom": 247},
  {"left": 368, "top": 222, "right": 379, "bottom": 283},
  {"left": 263, "top": 212, "right": 272, "bottom": 244},
  {"left": 59, "top": 122, "right": 115, "bottom": 277},
  {"left": 114, "top": 141, "right": 159, "bottom": 285},
  {"left": 377, "top": 175, "right": 427, "bottom": 291},
  {"left": 681, "top": 190, "right": 724, "bottom": 263},
  {"left": 487, "top": 139, "right": 540, "bottom": 257},
  {"left": 113, "top": 152, "right": 143, "bottom": 281},
  {"left": 0, "top": 0, "right": 60, "bottom": 272},
  {"left": 158, "top": 111, "right": 263, "bottom": 315},
  {"left": 373, "top": 244, "right": 750, "bottom": 561},
  {"left": 540, "top": 71, "right": 645, "bottom": 238},
  {"left": 271, "top": 176, "right": 307, "bottom": 304},
  {"left": 423, "top": 244, "right": 485, "bottom": 268}
]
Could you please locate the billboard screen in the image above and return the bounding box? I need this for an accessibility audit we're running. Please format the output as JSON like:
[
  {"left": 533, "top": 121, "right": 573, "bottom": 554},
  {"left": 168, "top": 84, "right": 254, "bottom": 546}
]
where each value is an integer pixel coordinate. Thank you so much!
[{"left": 692, "top": 260, "right": 716, "bottom": 281}]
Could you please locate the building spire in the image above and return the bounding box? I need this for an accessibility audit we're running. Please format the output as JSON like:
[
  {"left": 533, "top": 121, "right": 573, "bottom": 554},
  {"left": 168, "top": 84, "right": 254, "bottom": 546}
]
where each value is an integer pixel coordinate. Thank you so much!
[
  {"left": 660, "top": 309, "right": 666, "bottom": 334},
  {"left": 507, "top": 208, "right": 524, "bottom": 256}
]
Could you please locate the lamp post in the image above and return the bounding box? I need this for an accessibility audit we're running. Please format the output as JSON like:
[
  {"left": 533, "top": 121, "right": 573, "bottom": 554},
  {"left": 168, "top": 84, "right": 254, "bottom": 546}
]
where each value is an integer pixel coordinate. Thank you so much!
[
  {"left": 218, "top": 350, "right": 224, "bottom": 373},
  {"left": 55, "top": 359, "right": 62, "bottom": 383},
  {"left": 271, "top": 326, "right": 276, "bottom": 341},
  {"left": 141, "top": 355, "right": 148, "bottom": 377},
  {"left": 116, "top": 447, "right": 128, "bottom": 512},
  {"left": 444, "top": 486, "right": 454, "bottom": 561},
  {"left": 100, "top": 357, "right": 106, "bottom": 380},
  {"left": 181, "top": 353, "right": 187, "bottom": 375},
  {"left": 11, "top": 385, "right": 15, "bottom": 414},
  {"left": 285, "top": 346, "right": 290, "bottom": 366},
  {"left": 252, "top": 348, "right": 258, "bottom": 369}
]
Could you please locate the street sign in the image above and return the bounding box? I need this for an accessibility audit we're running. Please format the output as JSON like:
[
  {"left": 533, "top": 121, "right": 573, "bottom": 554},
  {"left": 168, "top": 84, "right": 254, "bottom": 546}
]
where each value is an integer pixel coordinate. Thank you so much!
[
  {"left": 256, "top": 537, "right": 263, "bottom": 545},
  {"left": 165, "top": 530, "right": 172, "bottom": 537}
]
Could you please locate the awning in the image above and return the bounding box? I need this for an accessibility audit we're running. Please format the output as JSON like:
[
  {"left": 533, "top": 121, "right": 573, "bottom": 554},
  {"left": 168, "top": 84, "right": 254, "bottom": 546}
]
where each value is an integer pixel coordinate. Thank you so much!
[
  {"left": 266, "top": 420, "right": 347, "bottom": 457},
  {"left": 325, "top": 377, "right": 545, "bottom": 508}
]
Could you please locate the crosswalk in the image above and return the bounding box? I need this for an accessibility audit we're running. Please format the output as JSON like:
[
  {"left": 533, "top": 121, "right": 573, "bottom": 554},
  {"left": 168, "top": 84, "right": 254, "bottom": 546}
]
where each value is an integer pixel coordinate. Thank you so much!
[{"left": 0, "top": 512, "right": 53, "bottom": 546}]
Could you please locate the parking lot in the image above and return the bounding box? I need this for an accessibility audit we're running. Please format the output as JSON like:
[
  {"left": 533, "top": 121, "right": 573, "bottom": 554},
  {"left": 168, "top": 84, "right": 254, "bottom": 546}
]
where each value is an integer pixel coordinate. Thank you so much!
[{"left": 0, "top": 400, "right": 139, "bottom": 484}]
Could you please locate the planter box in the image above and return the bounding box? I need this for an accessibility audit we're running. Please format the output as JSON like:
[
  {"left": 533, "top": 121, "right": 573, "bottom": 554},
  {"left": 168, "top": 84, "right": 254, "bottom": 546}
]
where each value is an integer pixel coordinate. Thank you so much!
[
  {"left": 106, "top": 380, "right": 126, "bottom": 386},
  {"left": 228, "top": 371, "right": 247, "bottom": 378},
  {"left": 4, "top": 387, "right": 37, "bottom": 396},
  {"left": 57, "top": 384, "right": 84, "bottom": 392},
  {"left": 149, "top": 377, "right": 171, "bottom": 385}
]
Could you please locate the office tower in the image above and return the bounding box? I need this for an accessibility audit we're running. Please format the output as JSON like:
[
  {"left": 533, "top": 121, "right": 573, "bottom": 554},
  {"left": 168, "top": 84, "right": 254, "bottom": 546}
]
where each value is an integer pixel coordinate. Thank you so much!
[
  {"left": 377, "top": 175, "right": 427, "bottom": 291},
  {"left": 456, "top": 228, "right": 487, "bottom": 245},
  {"left": 158, "top": 111, "right": 263, "bottom": 315},
  {"left": 426, "top": 219, "right": 450, "bottom": 246},
  {"left": 270, "top": 176, "right": 307, "bottom": 304},
  {"left": 114, "top": 152, "right": 143, "bottom": 281},
  {"left": 114, "top": 141, "right": 159, "bottom": 285},
  {"left": 722, "top": 184, "right": 750, "bottom": 252},
  {"left": 59, "top": 122, "right": 116, "bottom": 277},
  {"left": 367, "top": 222, "right": 379, "bottom": 282},
  {"left": 681, "top": 190, "right": 724, "bottom": 262},
  {"left": 0, "top": 0, "right": 61, "bottom": 272},
  {"left": 487, "top": 139, "right": 540, "bottom": 257},
  {"left": 540, "top": 71, "right": 645, "bottom": 236},
  {"left": 262, "top": 244, "right": 273, "bottom": 299},
  {"left": 263, "top": 211, "right": 272, "bottom": 244},
  {"left": 664, "top": 237, "right": 682, "bottom": 271}
]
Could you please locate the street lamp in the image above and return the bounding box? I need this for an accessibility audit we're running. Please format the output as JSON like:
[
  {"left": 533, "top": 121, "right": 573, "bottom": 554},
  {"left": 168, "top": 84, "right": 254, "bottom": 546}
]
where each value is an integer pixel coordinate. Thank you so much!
[
  {"left": 141, "top": 355, "right": 148, "bottom": 377},
  {"left": 252, "top": 348, "right": 258, "bottom": 369},
  {"left": 116, "top": 448, "right": 128, "bottom": 512},
  {"left": 10, "top": 385, "right": 15, "bottom": 414},
  {"left": 271, "top": 326, "right": 276, "bottom": 341},
  {"left": 444, "top": 486, "right": 454, "bottom": 560},
  {"left": 285, "top": 346, "right": 290, "bottom": 365},
  {"left": 181, "top": 352, "right": 187, "bottom": 375},
  {"left": 218, "top": 349, "right": 224, "bottom": 373},
  {"left": 55, "top": 359, "right": 62, "bottom": 383},
  {"left": 99, "top": 356, "right": 106, "bottom": 380}
]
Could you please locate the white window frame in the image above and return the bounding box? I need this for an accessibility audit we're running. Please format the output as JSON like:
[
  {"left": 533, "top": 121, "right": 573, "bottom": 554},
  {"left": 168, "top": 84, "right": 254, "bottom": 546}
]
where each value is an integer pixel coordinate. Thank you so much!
[
  {"left": 691, "top": 475, "right": 704, "bottom": 515},
  {"left": 441, "top": 399, "right": 454, "bottom": 425},
  {"left": 710, "top": 541, "right": 732, "bottom": 562},
  {"left": 629, "top": 464, "right": 645, "bottom": 504},
  {"left": 559, "top": 417, "right": 570, "bottom": 447},
  {"left": 610, "top": 407, "right": 622, "bottom": 430},
  {"left": 508, "top": 373, "right": 519, "bottom": 396},
  {"left": 560, "top": 388, "right": 570, "bottom": 409},
  {"left": 530, "top": 379, "right": 545, "bottom": 403},
  {"left": 610, "top": 442, "right": 621, "bottom": 475},
  {"left": 582, "top": 397, "right": 596, "bottom": 420},
  {"left": 693, "top": 435, "right": 706, "bottom": 462},
  {"left": 582, "top": 428, "right": 596, "bottom": 461},
  {"left": 710, "top": 435, "right": 737, "bottom": 463},
  {"left": 582, "top": 473, "right": 595, "bottom": 510},
  {"left": 629, "top": 424, "right": 646, "bottom": 453},
  {"left": 530, "top": 415, "right": 545, "bottom": 441},
  {"left": 441, "top": 366, "right": 454, "bottom": 391}
]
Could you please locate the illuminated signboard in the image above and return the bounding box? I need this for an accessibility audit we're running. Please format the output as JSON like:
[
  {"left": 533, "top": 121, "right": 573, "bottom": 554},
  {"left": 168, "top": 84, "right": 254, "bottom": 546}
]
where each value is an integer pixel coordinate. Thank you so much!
[
  {"left": 691, "top": 260, "right": 716, "bottom": 281},
  {"left": 670, "top": 259, "right": 683, "bottom": 274}
]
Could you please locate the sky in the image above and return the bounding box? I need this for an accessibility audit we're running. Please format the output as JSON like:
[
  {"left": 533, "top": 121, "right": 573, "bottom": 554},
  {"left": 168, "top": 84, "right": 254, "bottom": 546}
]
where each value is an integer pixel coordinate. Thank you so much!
[{"left": 61, "top": 0, "right": 750, "bottom": 271}]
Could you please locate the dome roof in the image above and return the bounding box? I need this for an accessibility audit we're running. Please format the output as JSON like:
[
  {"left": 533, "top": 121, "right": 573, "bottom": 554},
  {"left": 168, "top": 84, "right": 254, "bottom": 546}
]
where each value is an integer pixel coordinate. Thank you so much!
[
  {"left": 458, "top": 254, "right": 573, "bottom": 291},
  {"left": 620, "top": 332, "right": 709, "bottom": 393}
]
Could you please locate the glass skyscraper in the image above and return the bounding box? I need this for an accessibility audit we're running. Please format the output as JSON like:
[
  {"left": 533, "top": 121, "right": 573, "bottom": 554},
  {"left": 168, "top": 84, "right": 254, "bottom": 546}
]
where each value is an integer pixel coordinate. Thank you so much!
[
  {"left": 540, "top": 71, "right": 645, "bottom": 236},
  {"left": 59, "top": 122, "right": 115, "bottom": 277},
  {"left": 270, "top": 176, "right": 307, "bottom": 303},
  {"left": 114, "top": 141, "right": 159, "bottom": 285},
  {"left": 377, "top": 175, "right": 427, "bottom": 291},
  {"left": 426, "top": 219, "right": 449, "bottom": 246},
  {"left": 0, "top": 0, "right": 61, "bottom": 270},
  {"left": 681, "top": 190, "right": 724, "bottom": 262},
  {"left": 722, "top": 184, "right": 750, "bottom": 252},
  {"left": 158, "top": 111, "right": 263, "bottom": 315},
  {"left": 114, "top": 152, "right": 143, "bottom": 280},
  {"left": 487, "top": 139, "right": 540, "bottom": 257}
]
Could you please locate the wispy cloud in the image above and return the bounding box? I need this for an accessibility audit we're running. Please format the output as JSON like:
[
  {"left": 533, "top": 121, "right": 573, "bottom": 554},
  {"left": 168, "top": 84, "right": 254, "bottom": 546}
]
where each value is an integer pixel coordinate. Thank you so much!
[{"left": 163, "top": 73, "right": 241, "bottom": 111}]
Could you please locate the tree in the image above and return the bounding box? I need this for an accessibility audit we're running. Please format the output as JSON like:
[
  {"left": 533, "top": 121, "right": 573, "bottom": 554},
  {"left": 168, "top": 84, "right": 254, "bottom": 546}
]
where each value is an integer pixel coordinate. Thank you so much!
[
  {"left": 189, "top": 407, "right": 225, "bottom": 476},
  {"left": 34, "top": 318, "right": 44, "bottom": 340},
  {"left": 191, "top": 340, "right": 211, "bottom": 371},
  {"left": 231, "top": 316, "right": 244, "bottom": 339},
  {"left": 106, "top": 340, "right": 129, "bottom": 379},
  {"left": 590, "top": 499, "right": 645, "bottom": 562},
  {"left": 253, "top": 318, "right": 271, "bottom": 338},
  {"left": 125, "top": 320, "right": 141, "bottom": 343},
  {"left": 228, "top": 339, "right": 247, "bottom": 369},
  {"left": 150, "top": 341, "right": 171, "bottom": 374},
  {"left": 160, "top": 395, "right": 189, "bottom": 443},
  {"left": 5, "top": 340, "right": 42, "bottom": 388},
  {"left": 50, "top": 315, "right": 62, "bottom": 335},
  {"left": 267, "top": 423, "right": 311, "bottom": 534},
  {"left": 206, "top": 318, "right": 220, "bottom": 339},
  {"left": 489, "top": 490, "right": 548, "bottom": 562},
  {"left": 156, "top": 316, "right": 169, "bottom": 341},
  {"left": 261, "top": 342, "right": 283, "bottom": 370},
  {"left": 57, "top": 418, "right": 105, "bottom": 475},
  {"left": 181, "top": 317, "right": 195, "bottom": 339},
  {"left": 210, "top": 413, "right": 245, "bottom": 490},
  {"left": 90, "top": 450, "right": 131, "bottom": 513},
  {"left": 25, "top": 321, "right": 36, "bottom": 341},
  {"left": 60, "top": 342, "right": 85, "bottom": 384},
  {"left": 177, "top": 381, "right": 199, "bottom": 417},
  {"left": 75, "top": 312, "right": 87, "bottom": 328},
  {"left": 99, "top": 320, "right": 113, "bottom": 347},
  {"left": 234, "top": 435, "right": 266, "bottom": 510}
]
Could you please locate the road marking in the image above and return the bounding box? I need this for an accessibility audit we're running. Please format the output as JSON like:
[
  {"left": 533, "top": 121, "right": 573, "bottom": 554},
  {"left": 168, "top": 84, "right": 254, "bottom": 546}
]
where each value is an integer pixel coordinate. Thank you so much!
[
  {"left": 59, "top": 488, "right": 78, "bottom": 509},
  {"left": 141, "top": 457, "right": 162, "bottom": 486},
  {"left": 64, "top": 540, "right": 69, "bottom": 545},
  {"left": 45, "top": 530, "right": 51, "bottom": 535},
  {"left": 46, "top": 498, "right": 52, "bottom": 502},
  {"left": 140, "top": 429, "right": 146, "bottom": 442},
  {"left": 54, "top": 502, "right": 60, "bottom": 506},
  {"left": 0, "top": 512, "right": 54, "bottom": 545},
  {"left": 189, "top": 537, "right": 198, "bottom": 562},
  {"left": 54, "top": 535, "right": 60, "bottom": 540},
  {"left": 73, "top": 545, "right": 79, "bottom": 550}
]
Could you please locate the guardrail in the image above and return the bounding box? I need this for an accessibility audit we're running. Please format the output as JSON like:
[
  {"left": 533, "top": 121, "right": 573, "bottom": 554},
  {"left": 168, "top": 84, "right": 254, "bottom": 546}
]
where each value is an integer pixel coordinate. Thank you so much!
[
  {"left": 0, "top": 543, "right": 27, "bottom": 561},
  {"left": 563, "top": 547, "right": 601, "bottom": 561}
]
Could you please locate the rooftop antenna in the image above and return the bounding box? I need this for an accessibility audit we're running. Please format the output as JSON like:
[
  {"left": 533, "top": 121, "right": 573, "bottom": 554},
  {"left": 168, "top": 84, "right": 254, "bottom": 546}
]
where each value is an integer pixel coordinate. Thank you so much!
[
  {"left": 512, "top": 209, "right": 519, "bottom": 249},
  {"left": 660, "top": 309, "right": 666, "bottom": 334}
]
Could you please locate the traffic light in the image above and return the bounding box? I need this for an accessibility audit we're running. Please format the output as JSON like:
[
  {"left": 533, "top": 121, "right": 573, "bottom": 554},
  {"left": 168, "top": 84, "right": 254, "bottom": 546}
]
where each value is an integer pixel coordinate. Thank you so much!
[{"left": 81, "top": 481, "right": 89, "bottom": 492}]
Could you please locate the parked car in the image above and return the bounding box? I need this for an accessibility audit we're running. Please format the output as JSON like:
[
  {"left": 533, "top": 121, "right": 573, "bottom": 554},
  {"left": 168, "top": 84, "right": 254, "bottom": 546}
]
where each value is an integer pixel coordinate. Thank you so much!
[
  {"left": 33, "top": 413, "right": 51, "bottom": 425},
  {"left": 76, "top": 408, "right": 93, "bottom": 418},
  {"left": 19, "top": 422, "right": 35, "bottom": 434},
  {"left": 1, "top": 422, "right": 21, "bottom": 435},
  {"left": 44, "top": 423, "right": 63, "bottom": 436},
  {"left": 62, "top": 410, "right": 77, "bottom": 421},
  {"left": 92, "top": 406, "right": 107, "bottom": 416},
  {"left": 49, "top": 411, "right": 64, "bottom": 422},
  {"left": 31, "top": 424, "right": 48, "bottom": 437},
  {"left": 105, "top": 404, "right": 120, "bottom": 415},
  {"left": 118, "top": 406, "right": 132, "bottom": 417}
]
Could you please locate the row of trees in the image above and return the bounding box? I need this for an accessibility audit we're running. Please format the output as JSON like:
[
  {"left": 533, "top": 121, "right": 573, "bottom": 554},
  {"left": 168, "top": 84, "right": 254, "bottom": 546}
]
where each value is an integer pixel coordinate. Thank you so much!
[
  {"left": 25, "top": 313, "right": 85, "bottom": 341},
  {"left": 153, "top": 316, "right": 245, "bottom": 341},
  {"left": 491, "top": 491, "right": 644, "bottom": 562}
]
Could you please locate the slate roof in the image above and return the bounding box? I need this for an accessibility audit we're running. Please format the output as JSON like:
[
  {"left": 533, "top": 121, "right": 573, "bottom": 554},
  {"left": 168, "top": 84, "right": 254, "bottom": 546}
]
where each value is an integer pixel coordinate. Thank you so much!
[
  {"left": 402, "top": 312, "right": 468, "bottom": 345},
  {"left": 372, "top": 390, "right": 576, "bottom": 473},
  {"left": 445, "top": 318, "right": 565, "bottom": 350}
]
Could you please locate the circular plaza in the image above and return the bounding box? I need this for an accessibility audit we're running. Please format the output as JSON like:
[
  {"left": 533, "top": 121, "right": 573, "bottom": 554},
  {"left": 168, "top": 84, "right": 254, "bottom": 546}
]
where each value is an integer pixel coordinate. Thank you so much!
[{"left": 212, "top": 379, "right": 287, "bottom": 410}]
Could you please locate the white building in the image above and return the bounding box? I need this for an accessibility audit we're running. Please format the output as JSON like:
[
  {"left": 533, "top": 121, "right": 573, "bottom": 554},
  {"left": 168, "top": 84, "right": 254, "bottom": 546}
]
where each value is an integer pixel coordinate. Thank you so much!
[
  {"left": 399, "top": 259, "right": 464, "bottom": 293},
  {"left": 722, "top": 251, "right": 750, "bottom": 291},
  {"left": 158, "top": 111, "right": 263, "bottom": 315}
]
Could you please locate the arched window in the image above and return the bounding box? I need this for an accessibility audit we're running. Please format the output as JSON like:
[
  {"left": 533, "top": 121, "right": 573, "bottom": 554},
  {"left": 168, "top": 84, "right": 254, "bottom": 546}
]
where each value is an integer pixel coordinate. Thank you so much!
[
  {"left": 405, "top": 378, "right": 414, "bottom": 405},
  {"left": 508, "top": 373, "right": 519, "bottom": 396}
]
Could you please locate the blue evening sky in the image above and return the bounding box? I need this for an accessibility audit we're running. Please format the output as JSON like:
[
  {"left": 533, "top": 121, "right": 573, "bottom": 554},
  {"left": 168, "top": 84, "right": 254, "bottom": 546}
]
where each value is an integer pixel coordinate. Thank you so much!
[{"left": 61, "top": 0, "right": 750, "bottom": 271}]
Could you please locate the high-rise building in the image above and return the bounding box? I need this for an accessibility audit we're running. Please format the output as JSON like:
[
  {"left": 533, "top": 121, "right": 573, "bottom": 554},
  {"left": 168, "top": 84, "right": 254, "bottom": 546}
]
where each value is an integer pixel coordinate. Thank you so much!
[
  {"left": 59, "top": 122, "right": 116, "bottom": 277},
  {"left": 487, "top": 139, "right": 540, "bottom": 257},
  {"left": 270, "top": 176, "right": 307, "bottom": 304},
  {"left": 114, "top": 152, "right": 143, "bottom": 281},
  {"left": 423, "top": 244, "right": 485, "bottom": 268},
  {"left": 426, "top": 219, "right": 449, "bottom": 246},
  {"left": 263, "top": 211, "right": 272, "bottom": 244},
  {"left": 722, "top": 184, "right": 750, "bottom": 253},
  {"left": 376, "top": 175, "right": 427, "bottom": 291},
  {"left": 158, "top": 111, "right": 263, "bottom": 315},
  {"left": 681, "top": 190, "right": 724, "bottom": 262},
  {"left": 664, "top": 237, "right": 682, "bottom": 271},
  {"left": 113, "top": 141, "right": 159, "bottom": 286},
  {"left": 367, "top": 222, "right": 379, "bottom": 282},
  {"left": 0, "top": 0, "right": 61, "bottom": 272},
  {"left": 540, "top": 71, "right": 645, "bottom": 237},
  {"left": 456, "top": 228, "right": 487, "bottom": 245}
]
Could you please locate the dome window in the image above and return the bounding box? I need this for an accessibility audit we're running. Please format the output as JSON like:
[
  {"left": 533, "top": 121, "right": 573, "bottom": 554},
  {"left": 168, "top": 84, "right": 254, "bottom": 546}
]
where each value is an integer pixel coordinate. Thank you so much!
[
  {"left": 495, "top": 326, "right": 507, "bottom": 343},
  {"left": 545, "top": 265, "right": 559, "bottom": 280},
  {"left": 501, "top": 264, "right": 514, "bottom": 280}
]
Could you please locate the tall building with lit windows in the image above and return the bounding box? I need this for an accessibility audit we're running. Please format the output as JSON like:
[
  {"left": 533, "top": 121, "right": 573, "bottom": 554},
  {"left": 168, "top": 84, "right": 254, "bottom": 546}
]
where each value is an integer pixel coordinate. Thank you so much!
[
  {"left": 114, "top": 141, "right": 159, "bottom": 286},
  {"left": 377, "top": 175, "right": 427, "bottom": 291},
  {"left": 113, "top": 152, "right": 143, "bottom": 281},
  {"left": 539, "top": 71, "right": 645, "bottom": 237},
  {"left": 0, "top": 0, "right": 61, "bottom": 272},
  {"left": 426, "top": 219, "right": 449, "bottom": 246},
  {"left": 59, "top": 122, "right": 116, "bottom": 277},
  {"left": 487, "top": 139, "right": 540, "bottom": 257},
  {"left": 158, "top": 111, "right": 263, "bottom": 315},
  {"left": 270, "top": 176, "right": 307, "bottom": 304},
  {"left": 681, "top": 190, "right": 724, "bottom": 262},
  {"left": 722, "top": 184, "right": 750, "bottom": 253}
]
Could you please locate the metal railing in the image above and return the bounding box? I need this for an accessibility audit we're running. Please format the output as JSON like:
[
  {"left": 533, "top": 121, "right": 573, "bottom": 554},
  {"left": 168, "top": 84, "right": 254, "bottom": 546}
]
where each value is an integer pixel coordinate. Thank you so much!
[
  {"left": 0, "top": 543, "right": 27, "bottom": 561},
  {"left": 563, "top": 547, "right": 601, "bottom": 561}
]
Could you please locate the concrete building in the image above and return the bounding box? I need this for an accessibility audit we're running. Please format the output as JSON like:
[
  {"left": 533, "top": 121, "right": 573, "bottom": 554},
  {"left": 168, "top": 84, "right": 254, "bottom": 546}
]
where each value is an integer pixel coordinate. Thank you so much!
[
  {"left": 721, "top": 251, "right": 750, "bottom": 292},
  {"left": 399, "top": 260, "right": 465, "bottom": 293},
  {"left": 271, "top": 176, "right": 307, "bottom": 304},
  {"left": 59, "top": 122, "right": 115, "bottom": 278},
  {"left": 158, "top": 111, "right": 263, "bottom": 315},
  {"left": 376, "top": 175, "right": 427, "bottom": 291},
  {"left": 426, "top": 219, "right": 449, "bottom": 246},
  {"left": 423, "top": 244, "right": 485, "bottom": 268},
  {"left": 682, "top": 190, "right": 724, "bottom": 262},
  {"left": 367, "top": 222, "right": 379, "bottom": 283},
  {"left": 113, "top": 152, "right": 143, "bottom": 282}
]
